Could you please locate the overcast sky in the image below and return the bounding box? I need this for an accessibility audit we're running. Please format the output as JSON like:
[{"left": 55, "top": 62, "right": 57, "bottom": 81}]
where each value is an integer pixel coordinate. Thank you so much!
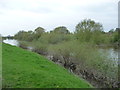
[{"left": 0, "top": 0, "right": 119, "bottom": 36}]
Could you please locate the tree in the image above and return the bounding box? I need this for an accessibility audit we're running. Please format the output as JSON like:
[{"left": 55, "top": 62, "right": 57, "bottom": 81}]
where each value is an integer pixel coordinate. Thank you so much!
[
  {"left": 34, "top": 27, "right": 45, "bottom": 40},
  {"left": 34, "top": 27, "right": 45, "bottom": 34},
  {"left": 75, "top": 19, "right": 103, "bottom": 43},
  {"left": 53, "top": 26, "right": 70, "bottom": 34},
  {"left": 112, "top": 28, "right": 120, "bottom": 43},
  {"left": 14, "top": 30, "right": 34, "bottom": 41},
  {"left": 76, "top": 19, "right": 103, "bottom": 32},
  {"left": 14, "top": 30, "right": 27, "bottom": 40}
]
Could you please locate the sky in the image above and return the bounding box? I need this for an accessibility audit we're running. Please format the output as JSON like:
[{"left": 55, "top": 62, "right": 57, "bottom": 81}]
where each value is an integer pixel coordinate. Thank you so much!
[
  {"left": 118, "top": 1, "right": 120, "bottom": 28},
  {"left": 0, "top": 0, "right": 119, "bottom": 36}
]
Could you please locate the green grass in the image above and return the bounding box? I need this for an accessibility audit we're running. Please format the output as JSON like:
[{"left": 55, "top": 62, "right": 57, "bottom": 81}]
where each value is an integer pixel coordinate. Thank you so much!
[{"left": 2, "top": 43, "right": 92, "bottom": 88}]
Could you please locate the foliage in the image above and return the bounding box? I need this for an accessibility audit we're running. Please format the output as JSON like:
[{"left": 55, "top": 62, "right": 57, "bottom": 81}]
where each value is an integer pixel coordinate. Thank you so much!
[
  {"left": 75, "top": 19, "right": 104, "bottom": 44},
  {"left": 48, "top": 40, "right": 117, "bottom": 79},
  {"left": 14, "top": 30, "right": 34, "bottom": 41},
  {"left": 76, "top": 19, "right": 103, "bottom": 32},
  {"left": 18, "top": 41, "right": 31, "bottom": 49},
  {"left": 34, "top": 27, "right": 45, "bottom": 40},
  {"left": 112, "top": 29, "right": 120, "bottom": 43},
  {"left": 14, "top": 20, "right": 119, "bottom": 45},
  {"left": 52, "top": 26, "right": 70, "bottom": 34},
  {"left": 31, "top": 41, "right": 48, "bottom": 55},
  {"left": 38, "top": 32, "right": 73, "bottom": 44}
]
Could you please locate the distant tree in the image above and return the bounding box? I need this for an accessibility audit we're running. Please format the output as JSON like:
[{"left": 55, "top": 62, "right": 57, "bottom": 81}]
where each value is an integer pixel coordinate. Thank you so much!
[
  {"left": 76, "top": 19, "right": 103, "bottom": 32},
  {"left": 53, "top": 26, "right": 70, "bottom": 34},
  {"left": 28, "top": 30, "right": 33, "bottom": 34},
  {"left": 115, "top": 28, "right": 120, "bottom": 32},
  {"left": 109, "top": 29, "right": 114, "bottom": 34},
  {"left": 14, "top": 30, "right": 34, "bottom": 41},
  {"left": 112, "top": 28, "right": 120, "bottom": 43},
  {"left": 75, "top": 19, "right": 103, "bottom": 43},
  {"left": 14, "top": 30, "right": 27, "bottom": 40},
  {"left": 34, "top": 27, "right": 45, "bottom": 34},
  {"left": 0, "top": 34, "right": 2, "bottom": 42},
  {"left": 34, "top": 27, "right": 45, "bottom": 39}
]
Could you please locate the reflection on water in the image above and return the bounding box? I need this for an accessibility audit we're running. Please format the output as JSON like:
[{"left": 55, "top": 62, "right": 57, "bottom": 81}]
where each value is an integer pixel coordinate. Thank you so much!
[
  {"left": 99, "top": 48, "right": 119, "bottom": 65},
  {"left": 99, "top": 48, "right": 118, "bottom": 61}
]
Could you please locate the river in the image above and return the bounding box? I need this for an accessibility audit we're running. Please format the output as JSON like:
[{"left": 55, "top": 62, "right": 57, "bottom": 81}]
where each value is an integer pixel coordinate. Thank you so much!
[
  {"left": 3, "top": 39, "right": 19, "bottom": 46},
  {"left": 3, "top": 39, "right": 119, "bottom": 63}
]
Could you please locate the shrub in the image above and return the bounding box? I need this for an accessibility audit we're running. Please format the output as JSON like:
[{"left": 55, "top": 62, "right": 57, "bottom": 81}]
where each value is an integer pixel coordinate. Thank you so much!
[
  {"left": 48, "top": 40, "right": 118, "bottom": 81},
  {"left": 31, "top": 41, "right": 48, "bottom": 55},
  {"left": 18, "top": 41, "right": 29, "bottom": 49}
]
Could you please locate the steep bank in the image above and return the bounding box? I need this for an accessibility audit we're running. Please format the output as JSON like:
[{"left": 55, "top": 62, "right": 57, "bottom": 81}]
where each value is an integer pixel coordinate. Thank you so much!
[{"left": 2, "top": 43, "right": 92, "bottom": 88}]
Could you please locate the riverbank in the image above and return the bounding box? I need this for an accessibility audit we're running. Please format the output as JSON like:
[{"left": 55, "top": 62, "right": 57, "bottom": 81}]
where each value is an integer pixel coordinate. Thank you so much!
[
  {"left": 2, "top": 43, "right": 92, "bottom": 88},
  {"left": 3, "top": 39, "right": 119, "bottom": 88}
]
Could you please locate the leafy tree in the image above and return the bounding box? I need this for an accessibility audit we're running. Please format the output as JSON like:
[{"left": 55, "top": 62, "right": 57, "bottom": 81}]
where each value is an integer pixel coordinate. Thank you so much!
[
  {"left": 38, "top": 32, "right": 72, "bottom": 44},
  {"left": 14, "top": 30, "right": 34, "bottom": 41},
  {"left": 76, "top": 19, "right": 103, "bottom": 32},
  {"left": 37, "top": 26, "right": 70, "bottom": 44},
  {"left": 28, "top": 30, "right": 33, "bottom": 34},
  {"left": 112, "top": 28, "right": 120, "bottom": 43},
  {"left": 109, "top": 29, "right": 114, "bottom": 34},
  {"left": 34, "top": 27, "right": 45, "bottom": 34},
  {"left": 34, "top": 27, "right": 45, "bottom": 39},
  {"left": 53, "top": 26, "right": 70, "bottom": 34},
  {"left": 14, "top": 30, "right": 27, "bottom": 40},
  {"left": 75, "top": 19, "right": 103, "bottom": 44}
]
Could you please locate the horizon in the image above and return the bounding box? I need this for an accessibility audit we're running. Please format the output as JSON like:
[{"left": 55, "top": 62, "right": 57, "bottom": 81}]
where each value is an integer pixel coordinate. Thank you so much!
[{"left": 0, "top": 0, "right": 119, "bottom": 36}]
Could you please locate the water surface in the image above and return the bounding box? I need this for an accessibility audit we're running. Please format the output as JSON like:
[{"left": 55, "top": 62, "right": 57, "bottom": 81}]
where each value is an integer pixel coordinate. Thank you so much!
[{"left": 3, "top": 39, "right": 19, "bottom": 46}]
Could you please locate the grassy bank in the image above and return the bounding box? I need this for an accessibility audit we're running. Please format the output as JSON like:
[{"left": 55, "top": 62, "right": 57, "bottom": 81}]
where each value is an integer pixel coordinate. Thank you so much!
[
  {"left": 2, "top": 43, "right": 92, "bottom": 88},
  {"left": 18, "top": 40, "right": 118, "bottom": 87}
]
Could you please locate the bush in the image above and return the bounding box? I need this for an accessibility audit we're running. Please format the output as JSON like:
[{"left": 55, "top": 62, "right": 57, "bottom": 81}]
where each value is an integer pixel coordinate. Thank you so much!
[
  {"left": 38, "top": 33, "right": 73, "bottom": 44},
  {"left": 18, "top": 41, "right": 29, "bottom": 49},
  {"left": 48, "top": 40, "right": 118, "bottom": 81},
  {"left": 31, "top": 41, "right": 48, "bottom": 55}
]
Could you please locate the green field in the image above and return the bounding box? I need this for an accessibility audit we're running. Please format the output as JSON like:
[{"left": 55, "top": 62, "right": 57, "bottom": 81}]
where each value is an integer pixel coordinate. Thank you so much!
[{"left": 2, "top": 43, "right": 92, "bottom": 88}]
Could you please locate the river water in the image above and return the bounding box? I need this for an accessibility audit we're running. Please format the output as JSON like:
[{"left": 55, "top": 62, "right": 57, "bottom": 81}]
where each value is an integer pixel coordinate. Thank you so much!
[
  {"left": 3, "top": 39, "right": 119, "bottom": 63},
  {"left": 3, "top": 39, "right": 19, "bottom": 46}
]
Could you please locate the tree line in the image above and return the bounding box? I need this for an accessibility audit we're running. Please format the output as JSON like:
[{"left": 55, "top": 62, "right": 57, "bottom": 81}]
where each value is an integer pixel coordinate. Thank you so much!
[{"left": 14, "top": 19, "right": 119, "bottom": 46}]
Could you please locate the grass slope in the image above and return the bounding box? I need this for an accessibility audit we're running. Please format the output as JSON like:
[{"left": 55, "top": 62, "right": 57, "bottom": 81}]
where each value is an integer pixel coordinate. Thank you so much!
[{"left": 2, "top": 43, "right": 92, "bottom": 88}]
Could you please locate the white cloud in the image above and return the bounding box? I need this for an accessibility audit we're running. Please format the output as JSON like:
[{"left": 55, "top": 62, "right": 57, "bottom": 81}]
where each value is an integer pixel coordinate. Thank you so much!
[{"left": 0, "top": 0, "right": 119, "bottom": 36}]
